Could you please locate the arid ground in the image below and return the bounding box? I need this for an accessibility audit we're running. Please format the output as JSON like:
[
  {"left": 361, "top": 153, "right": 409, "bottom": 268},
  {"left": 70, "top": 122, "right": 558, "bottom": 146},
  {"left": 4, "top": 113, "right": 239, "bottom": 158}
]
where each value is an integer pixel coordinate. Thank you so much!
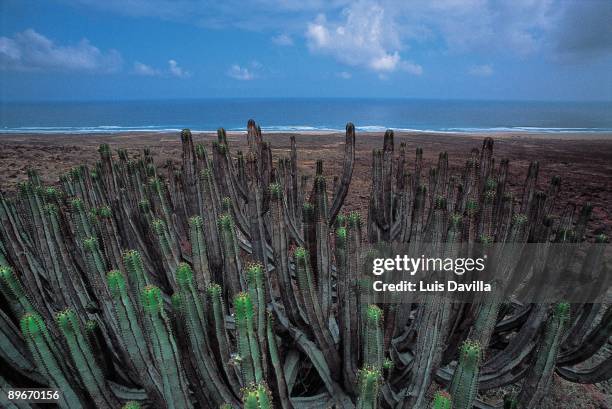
[{"left": 1, "top": 131, "right": 611, "bottom": 238}]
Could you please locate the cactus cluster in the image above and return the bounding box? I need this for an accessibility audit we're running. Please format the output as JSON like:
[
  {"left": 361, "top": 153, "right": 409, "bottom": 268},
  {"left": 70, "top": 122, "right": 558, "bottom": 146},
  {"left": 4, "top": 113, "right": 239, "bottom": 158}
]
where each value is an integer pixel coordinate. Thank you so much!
[{"left": 0, "top": 121, "right": 609, "bottom": 409}]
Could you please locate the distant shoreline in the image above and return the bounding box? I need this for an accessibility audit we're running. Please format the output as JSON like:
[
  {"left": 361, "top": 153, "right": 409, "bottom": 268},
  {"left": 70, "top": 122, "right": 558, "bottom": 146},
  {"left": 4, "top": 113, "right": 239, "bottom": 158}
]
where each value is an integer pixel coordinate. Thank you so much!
[{"left": 2, "top": 130, "right": 612, "bottom": 141}]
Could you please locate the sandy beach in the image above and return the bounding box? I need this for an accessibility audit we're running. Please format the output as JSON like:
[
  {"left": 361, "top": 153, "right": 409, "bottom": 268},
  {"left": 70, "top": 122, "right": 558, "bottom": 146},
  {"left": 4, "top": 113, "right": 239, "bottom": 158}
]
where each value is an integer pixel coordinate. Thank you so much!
[{"left": 2, "top": 130, "right": 611, "bottom": 238}]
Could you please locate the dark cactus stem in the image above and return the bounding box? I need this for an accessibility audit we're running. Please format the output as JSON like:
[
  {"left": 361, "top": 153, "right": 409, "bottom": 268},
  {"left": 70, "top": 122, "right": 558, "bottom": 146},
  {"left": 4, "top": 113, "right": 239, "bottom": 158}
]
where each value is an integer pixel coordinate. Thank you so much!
[
  {"left": 208, "top": 283, "right": 242, "bottom": 393},
  {"left": 199, "top": 168, "right": 223, "bottom": 272},
  {"left": 174, "top": 263, "right": 239, "bottom": 406},
  {"left": 294, "top": 247, "right": 341, "bottom": 379},
  {"left": 21, "top": 312, "right": 85, "bottom": 408},
  {"left": 267, "top": 311, "right": 294, "bottom": 409},
  {"left": 520, "top": 161, "right": 539, "bottom": 216},
  {"left": 141, "top": 285, "right": 191, "bottom": 409},
  {"left": 290, "top": 135, "right": 301, "bottom": 223},
  {"left": 329, "top": 122, "right": 356, "bottom": 226},
  {"left": 188, "top": 215, "right": 212, "bottom": 293},
  {"left": 246, "top": 262, "right": 269, "bottom": 379},
  {"left": 479, "top": 138, "right": 494, "bottom": 192},
  {"left": 269, "top": 184, "right": 304, "bottom": 326},
  {"left": 302, "top": 202, "right": 317, "bottom": 273},
  {"left": 246, "top": 151, "right": 267, "bottom": 265},
  {"left": 180, "top": 129, "right": 199, "bottom": 216},
  {"left": 218, "top": 214, "right": 244, "bottom": 298},
  {"left": 336, "top": 226, "right": 358, "bottom": 391},
  {"left": 56, "top": 308, "right": 119, "bottom": 408},
  {"left": 234, "top": 292, "right": 264, "bottom": 385},
  {"left": 518, "top": 303, "right": 570, "bottom": 408},
  {"left": 106, "top": 270, "right": 164, "bottom": 405},
  {"left": 313, "top": 175, "right": 332, "bottom": 317},
  {"left": 96, "top": 205, "right": 123, "bottom": 270}
]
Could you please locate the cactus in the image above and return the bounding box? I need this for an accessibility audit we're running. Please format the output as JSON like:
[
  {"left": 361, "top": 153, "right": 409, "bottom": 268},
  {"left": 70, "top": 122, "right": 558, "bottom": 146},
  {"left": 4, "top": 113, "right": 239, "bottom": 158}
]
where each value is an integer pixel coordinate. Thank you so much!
[
  {"left": 356, "top": 367, "right": 381, "bottom": 409},
  {"left": 518, "top": 303, "right": 570, "bottom": 408},
  {"left": 141, "top": 285, "right": 191, "bottom": 409},
  {"left": 20, "top": 312, "right": 83, "bottom": 408},
  {"left": 0, "top": 123, "right": 609, "bottom": 409},
  {"left": 449, "top": 340, "right": 482, "bottom": 409},
  {"left": 56, "top": 308, "right": 118, "bottom": 407},
  {"left": 234, "top": 291, "right": 263, "bottom": 385},
  {"left": 429, "top": 391, "right": 452, "bottom": 409}
]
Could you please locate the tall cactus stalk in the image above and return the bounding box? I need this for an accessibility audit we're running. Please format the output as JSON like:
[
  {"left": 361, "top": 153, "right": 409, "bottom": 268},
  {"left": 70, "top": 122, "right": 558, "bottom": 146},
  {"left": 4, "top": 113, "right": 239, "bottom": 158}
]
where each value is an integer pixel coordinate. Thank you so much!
[
  {"left": 141, "top": 285, "right": 191, "bottom": 409},
  {"left": 518, "top": 303, "right": 570, "bottom": 408},
  {"left": 448, "top": 340, "right": 482, "bottom": 409}
]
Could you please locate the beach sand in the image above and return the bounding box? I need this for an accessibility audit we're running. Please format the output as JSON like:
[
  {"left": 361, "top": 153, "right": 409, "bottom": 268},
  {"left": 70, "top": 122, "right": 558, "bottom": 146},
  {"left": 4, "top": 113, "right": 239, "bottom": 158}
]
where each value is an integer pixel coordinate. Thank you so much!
[{"left": 2, "top": 130, "right": 611, "bottom": 237}]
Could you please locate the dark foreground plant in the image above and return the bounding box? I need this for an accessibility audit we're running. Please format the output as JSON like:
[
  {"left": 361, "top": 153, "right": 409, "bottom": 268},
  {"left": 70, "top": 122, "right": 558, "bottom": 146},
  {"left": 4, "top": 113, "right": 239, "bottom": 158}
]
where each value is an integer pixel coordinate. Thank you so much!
[{"left": 0, "top": 122, "right": 609, "bottom": 409}]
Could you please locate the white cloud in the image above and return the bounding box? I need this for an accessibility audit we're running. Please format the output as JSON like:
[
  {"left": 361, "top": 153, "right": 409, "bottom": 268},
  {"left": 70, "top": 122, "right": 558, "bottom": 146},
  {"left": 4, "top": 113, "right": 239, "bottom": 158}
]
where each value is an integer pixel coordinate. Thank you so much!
[
  {"left": 468, "top": 64, "right": 493, "bottom": 76},
  {"left": 133, "top": 61, "right": 160, "bottom": 76},
  {"left": 227, "top": 64, "right": 255, "bottom": 80},
  {"left": 336, "top": 71, "right": 351, "bottom": 79},
  {"left": 305, "top": 2, "right": 422, "bottom": 75},
  {"left": 132, "top": 59, "right": 190, "bottom": 78},
  {"left": 0, "top": 29, "right": 121, "bottom": 72},
  {"left": 272, "top": 33, "right": 294, "bottom": 46},
  {"left": 168, "top": 59, "right": 190, "bottom": 77}
]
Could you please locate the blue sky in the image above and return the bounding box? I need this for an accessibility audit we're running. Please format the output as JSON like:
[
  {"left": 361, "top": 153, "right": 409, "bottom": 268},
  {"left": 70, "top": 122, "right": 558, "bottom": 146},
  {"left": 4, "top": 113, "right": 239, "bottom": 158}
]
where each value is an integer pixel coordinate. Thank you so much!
[{"left": 1, "top": 0, "right": 611, "bottom": 101}]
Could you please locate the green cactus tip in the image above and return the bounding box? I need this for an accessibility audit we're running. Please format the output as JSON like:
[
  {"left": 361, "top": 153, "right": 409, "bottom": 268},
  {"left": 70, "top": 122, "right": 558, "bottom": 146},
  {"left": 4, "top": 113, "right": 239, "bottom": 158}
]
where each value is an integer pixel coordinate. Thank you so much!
[
  {"left": 20, "top": 312, "right": 46, "bottom": 339},
  {"left": 246, "top": 262, "right": 263, "bottom": 283},
  {"left": 207, "top": 282, "right": 223, "bottom": 298},
  {"left": 141, "top": 285, "right": 163, "bottom": 313},
  {"left": 431, "top": 390, "right": 452, "bottom": 409},
  {"left": 56, "top": 308, "right": 78, "bottom": 333},
  {"left": 269, "top": 182, "right": 282, "bottom": 199},
  {"left": 348, "top": 211, "right": 362, "bottom": 228},
  {"left": 234, "top": 292, "right": 254, "bottom": 320},
  {"left": 336, "top": 226, "right": 347, "bottom": 242},
  {"left": 218, "top": 214, "right": 233, "bottom": 231},
  {"left": 98, "top": 205, "right": 112, "bottom": 218},
  {"left": 83, "top": 237, "right": 99, "bottom": 252},
  {"left": 294, "top": 246, "right": 308, "bottom": 260},
  {"left": 460, "top": 339, "right": 482, "bottom": 365},
  {"left": 106, "top": 270, "right": 126, "bottom": 295},
  {"left": 554, "top": 302, "right": 570, "bottom": 321},
  {"left": 188, "top": 215, "right": 203, "bottom": 228},
  {"left": 366, "top": 304, "right": 383, "bottom": 323},
  {"left": 176, "top": 263, "right": 194, "bottom": 285}
]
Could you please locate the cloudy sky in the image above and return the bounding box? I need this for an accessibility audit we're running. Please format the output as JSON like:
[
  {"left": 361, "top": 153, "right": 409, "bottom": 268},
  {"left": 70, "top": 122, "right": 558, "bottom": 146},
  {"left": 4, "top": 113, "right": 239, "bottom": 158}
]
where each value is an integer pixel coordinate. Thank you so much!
[{"left": 1, "top": 0, "right": 611, "bottom": 101}]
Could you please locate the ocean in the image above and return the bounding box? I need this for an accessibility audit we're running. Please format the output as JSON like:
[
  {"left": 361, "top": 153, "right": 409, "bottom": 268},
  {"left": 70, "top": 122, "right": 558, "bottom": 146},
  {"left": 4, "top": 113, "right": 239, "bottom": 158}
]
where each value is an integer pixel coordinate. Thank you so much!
[{"left": 1, "top": 98, "right": 611, "bottom": 134}]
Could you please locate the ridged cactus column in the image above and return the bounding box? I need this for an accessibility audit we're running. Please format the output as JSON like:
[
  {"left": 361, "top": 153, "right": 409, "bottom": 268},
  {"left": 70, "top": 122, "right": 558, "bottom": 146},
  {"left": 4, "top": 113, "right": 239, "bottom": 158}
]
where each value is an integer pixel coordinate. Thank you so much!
[
  {"left": 243, "top": 382, "right": 273, "bottom": 409},
  {"left": 174, "top": 263, "right": 238, "bottom": 405},
  {"left": 518, "top": 303, "right": 570, "bottom": 408},
  {"left": 107, "top": 270, "right": 163, "bottom": 404},
  {"left": 188, "top": 215, "right": 211, "bottom": 292},
  {"left": 356, "top": 368, "right": 381, "bottom": 409},
  {"left": 56, "top": 308, "right": 118, "bottom": 408},
  {"left": 294, "top": 247, "right": 340, "bottom": 378},
  {"left": 141, "top": 285, "right": 191, "bottom": 409},
  {"left": 364, "top": 305, "right": 383, "bottom": 369},
  {"left": 234, "top": 292, "right": 263, "bottom": 385},
  {"left": 20, "top": 312, "right": 83, "bottom": 408},
  {"left": 448, "top": 340, "right": 482, "bottom": 409}
]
